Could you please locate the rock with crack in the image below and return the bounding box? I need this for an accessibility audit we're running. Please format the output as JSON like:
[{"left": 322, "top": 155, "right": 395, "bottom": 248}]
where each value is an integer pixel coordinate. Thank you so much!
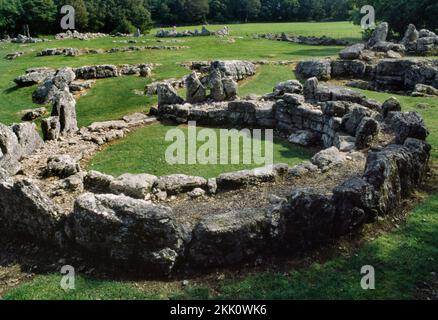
[
  {"left": 216, "top": 166, "right": 286, "bottom": 190},
  {"left": 11, "top": 122, "right": 44, "bottom": 156},
  {"left": 69, "top": 193, "right": 187, "bottom": 274},
  {"left": 209, "top": 68, "right": 226, "bottom": 101},
  {"left": 390, "top": 111, "right": 429, "bottom": 144},
  {"left": 279, "top": 188, "right": 335, "bottom": 249},
  {"left": 355, "top": 117, "right": 380, "bottom": 149},
  {"left": 157, "top": 83, "right": 184, "bottom": 106},
  {"left": 14, "top": 68, "right": 55, "bottom": 87},
  {"left": 339, "top": 43, "right": 365, "bottom": 60},
  {"left": 367, "top": 22, "right": 389, "bottom": 48},
  {"left": 0, "top": 178, "right": 66, "bottom": 243},
  {"left": 188, "top": 208, "right": 278, "bottom": 267},
  {"left": 185, "top": 72, "right": 206, "bottom": 103},
  {"left": 41, "top": 116, "right": 61, "bottom": 141},
  {"left": 46, "top": 155, "right": 81, "bottom": 178},
  {"left": 154, "top": 174, "right": 207, "bottom": 195},
  {"left": 0, "top": 123, "right": 23, "bottom": 175},
  {"left": 311, "top": 146, "right": 347, "bottom": 171},
  {"left": 274, "top": 80, "right": 303, "bottom": 96},
  {"left": 83, "top": 170, "right": 114, "bottom": 193},
  {"left": 109, "top": 173, "right": 157, "bottom": 199},
  {"left": 295, "top": 59, "right": 331, "bottom": 81},
  {"left": 51, "top": 89, "right": 78, "bottom": 135}
]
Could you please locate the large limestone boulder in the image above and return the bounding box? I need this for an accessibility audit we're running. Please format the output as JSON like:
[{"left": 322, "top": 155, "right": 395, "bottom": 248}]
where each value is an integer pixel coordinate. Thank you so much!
[
  {"left": 51, "top": 89, "right": 78, "bottom": 135},
  {"left": 279, "top": 188, "right": 335, "bottom": 249},
  {"left": 390, "top": 111, "right": 429, "bottom": 144},
  {"left": 83, "top": 170, "right": 114, "bottom": 193},
  {"left": 157, "top": 83, "right": 184, "bottom": 106},
  {"left": 11, "top": 122, "right": 44, "bottom": 156},
  {"left": 109, "top": 173, "right": 157, "bottom": 199},
  {"left": 339, "top": 43, "right": 365, "bottom": 60},
  {"left": 355, "top": 117, "right": 380, "bottom": 149},
  {"left": 14, "top": 68, "right": 55, "bottom": 87},
  {"left": 46, "top": 155, "right": 80, "bottom": 178},
  {"left": 188, "top": 208, "right": 277, "bottom": 266},
  {"left": 0, "top": 178, "right": 66, "bottom": 243},
  {"left": 295, "top": 59, "right": 332, "bottom": 81},
  {"left": 367, "top": 22, "right": 389, "bottom": 48},
  {"left": 311, "top": 147, "right": 347, "bottom": 170},
  {"left": 216, "top": 167, "right": 279, "bottom": 189},
  {"left": 209, "top": 68, "right": 226, "bottom": 101},
  {"left": 41, "top": 116, "right": 61, "bottom": 141},
  {"left": 210, "top": 60, "right": 256, "bottom": 81},
  {"left": 185, "top": 72, "right": 206, "bottom": 103},
  {"left": 0, "top": 123, "right": 23, "bottom": 175},
  {"left": 154, "top": 174, "right": 207, "bottom": 195},
  {"left": 402, "top": 24, "right": 419, "bottom": 45},
  {"left": 70, "top": 193, "right": 186, "bottom": 274},
  {"left": 274, "top": 80, "right": 303, "bottom": 96}
]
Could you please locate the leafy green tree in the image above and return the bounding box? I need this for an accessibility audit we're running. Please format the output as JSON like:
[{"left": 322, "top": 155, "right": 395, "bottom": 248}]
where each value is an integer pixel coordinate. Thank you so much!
[
  {"left": 20, "top": 0, "right": 57, "bottom": 35},
  {"left": 0, "top": 0, "right": 23, "bottom": 35},
  {"left": 183, "top": 0, "right": 209, "bottom": 23}
]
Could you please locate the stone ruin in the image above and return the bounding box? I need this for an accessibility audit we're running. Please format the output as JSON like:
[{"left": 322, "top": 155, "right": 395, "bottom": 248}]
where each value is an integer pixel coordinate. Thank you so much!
[
  {"left": 0, "top": 55, "right": 431, "bottom": 275},
  {"left": 55, "top": 30, "right": 108, "bottom": 41},
  {"left": 295, "top": 23, "right": 438, "bottom": 97},
  {"left": 14, "top": 63, "right": 156, "bottom": 105},
  {"left": 156, "top": 26, "right": 230, "bottom": 38},
  {"left": 256, "top": 33, "right": 351, "bottom": 46}
]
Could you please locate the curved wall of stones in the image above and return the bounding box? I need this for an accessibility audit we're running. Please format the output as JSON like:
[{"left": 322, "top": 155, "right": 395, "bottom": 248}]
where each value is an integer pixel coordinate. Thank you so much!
[{"left": 0, "top": 61, "right": 432, "bottom": 276}]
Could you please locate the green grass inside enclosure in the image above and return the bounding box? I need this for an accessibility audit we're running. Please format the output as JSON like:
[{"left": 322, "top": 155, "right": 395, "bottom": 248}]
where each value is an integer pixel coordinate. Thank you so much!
[{"left": 88, "top": 123, "right": 314, "bottom": 178}]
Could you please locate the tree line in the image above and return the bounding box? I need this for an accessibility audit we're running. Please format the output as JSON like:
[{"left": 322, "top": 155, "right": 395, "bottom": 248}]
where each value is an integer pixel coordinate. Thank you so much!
[{"left": 0, "top": 0, "right": 437, "bottom": 37}]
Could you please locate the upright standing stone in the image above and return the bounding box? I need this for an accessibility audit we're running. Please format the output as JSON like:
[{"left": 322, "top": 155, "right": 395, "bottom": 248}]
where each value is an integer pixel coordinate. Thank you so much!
[
  {"left": 209, "top": 68, "right": 226, "bottom": 101},
  {"left": 51, "top": 89, "right": 78, "bottom": 135},
  {"left": 186, "top": 72, "right": 206, "bottom": 103},
  {"left": 41, "top": 116, "right": 61, "bottom": 141}
]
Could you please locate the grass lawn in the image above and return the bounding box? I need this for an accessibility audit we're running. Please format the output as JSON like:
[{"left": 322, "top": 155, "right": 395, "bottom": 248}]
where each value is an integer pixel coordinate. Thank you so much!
[
  {"left": 88, "top": 123, "right": 314, "bottom": 178},
  {"left": 1, "top": 21, "right": 438, "bottom": 300}
]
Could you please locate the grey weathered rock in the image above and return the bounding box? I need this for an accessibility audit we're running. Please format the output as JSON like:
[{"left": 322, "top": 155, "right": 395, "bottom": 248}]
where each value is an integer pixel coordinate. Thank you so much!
[
  {"left": 11, "top": 122, "right": 44, "bottom": 156},
  {"left": 303, "top": 77, "right": 319, "bottom": 101},
  {"left": 188, "top": 208, "right": 277, "bottom": 266},
  {"left": 0, "top": 178, "right": 66, "bottom": 243},
  {"left": 157, "top": 83, "right": 184, "bottom": 106},
  {"left": 210, "top": 60, "right": 256, "bottom": 81},
  {"left": 355, "top": 117, "right": 380, "bottom": 149},
  {"left": 41, "top": 116, "right": 61, "bottom": 141},
  {"left": 185, "top": 72, "right": 206, "bottom": 103},
  {"left": 75, "top": 65, "right": 119, "bottom": 79},
  {"left": 295, "top": 59, "right": 331, "bottom": 81},
  {"left": 209, "top": 68, "right": 226, "bottom": 101},
  {"left": 288, "top": 130, "right": 319, "bottom": 146},
  {"left": 402, "top": 24, "right": 419, "bottom": 45},
  {"left": 53, "top": 67, "right": 76, "bottom": 89},
  {"left": 274, "top": 80, "right": 303, "bottom": 95},
  {"left": 84, "top": 170, "right": 114, "bottom": 193},
  {"left": 32, "top": 79, "right": 60, "bottom": 104},
  {"left": 222, "top": 77, "right": 238, "bottom": 100},
  {"left": 334, "top": 134, "right": 356, "bottom": 152},
  {"left": 339, "top": 43, "right": 365, "bottom": 60},
  {"left": 217, "top": 167, "right": 278, "bottom": 189},
  {"left": 288, "top": 161, "right": 319, "bottom": 177},
  {"left": 109, "top": 173, "right": 157, "bottom": 199},
  {"left": 207, "top": 178, "right": 218, "bottom": 194},
  {"left": 14, "top": 68, "right": 55, "bottom": 87},
  {"left": 51, "top": 89, "right": 78, "bottom": 135},
  {"left": 155, "top": 174, "right": 207, "bottom": 195},
  {"left": 279, "top": 188, "right": 335, "bottom": 249},
  {"left": 187, "top": 188, "right": 206, "bottom": 198},
  {"left": 21, "top": 107, "right": 47, "bottom": 121},
  {"left": 342, "top": 105, "right": 376, "bottom": 135},
  {"left": 0, "top": 123, "right": 23, "bottom": 175},
  {"left": 390, "top": 111, "right": 429, "bottom": 144},
  {"left": 311, "top": 146, "right": 347, "bottom": 170},
  {"left": 412, "top": 84, "right": 438, "bottom": 97},
  {"left": 70, "top": 193, "right": 186, "bottom": 274},
  {"left": 46, "top": 155, "right": 80, "bottom": 178},
  {"left": 333, "top": 177, "right": 377, "bottom": 234},
  {"left": 381, "top": 97, "right": 401, "bottom": 117},
  {"left": 330, "top": 60, "right": 366, "bottom": 78},
  {"left": 367, "top": 22, "right": 389, "bottom": 48}
]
